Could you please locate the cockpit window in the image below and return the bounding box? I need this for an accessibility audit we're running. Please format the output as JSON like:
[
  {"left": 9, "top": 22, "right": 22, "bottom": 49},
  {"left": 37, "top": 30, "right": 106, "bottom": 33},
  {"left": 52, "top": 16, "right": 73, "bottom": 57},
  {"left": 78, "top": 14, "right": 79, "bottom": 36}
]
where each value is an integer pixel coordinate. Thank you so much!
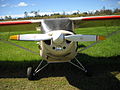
[{"left": 41, "top": 19, "right": 73, "bottom": 33}]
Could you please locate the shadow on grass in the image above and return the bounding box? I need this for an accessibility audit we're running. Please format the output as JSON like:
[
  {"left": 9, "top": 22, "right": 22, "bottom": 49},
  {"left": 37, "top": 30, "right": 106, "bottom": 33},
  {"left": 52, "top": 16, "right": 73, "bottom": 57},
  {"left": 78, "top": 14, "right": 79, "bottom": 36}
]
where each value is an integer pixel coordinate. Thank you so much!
[{"left": 0, "top": 53, "right": 120, "bottom": 90}]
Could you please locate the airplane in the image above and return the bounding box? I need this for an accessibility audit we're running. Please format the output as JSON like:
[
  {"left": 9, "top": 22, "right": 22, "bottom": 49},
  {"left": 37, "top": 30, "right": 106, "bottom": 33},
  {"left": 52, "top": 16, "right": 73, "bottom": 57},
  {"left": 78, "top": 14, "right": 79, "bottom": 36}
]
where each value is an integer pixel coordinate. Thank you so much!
[{"left": 0, "top": 15, "right": 120, "bottom": 80}]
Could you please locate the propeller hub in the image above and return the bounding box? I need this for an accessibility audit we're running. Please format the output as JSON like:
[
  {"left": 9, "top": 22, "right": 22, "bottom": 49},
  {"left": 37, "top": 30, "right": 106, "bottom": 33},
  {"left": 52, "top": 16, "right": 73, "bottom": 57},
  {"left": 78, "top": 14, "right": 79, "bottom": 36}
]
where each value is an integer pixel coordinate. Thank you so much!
[{"left": 52, "top": 31, "right": 64, "bottom": 44}]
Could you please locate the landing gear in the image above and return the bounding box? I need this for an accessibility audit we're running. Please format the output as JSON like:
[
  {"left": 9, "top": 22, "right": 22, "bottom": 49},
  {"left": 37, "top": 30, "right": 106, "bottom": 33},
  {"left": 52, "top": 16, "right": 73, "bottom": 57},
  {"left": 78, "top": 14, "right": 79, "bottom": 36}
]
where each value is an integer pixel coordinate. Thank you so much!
[
  {"left": 27, "top": 67, "right": 35, "bottom": 80},
  {"left": 69, "top": 57, "right": 87, "bottom": 72},
  {"left": 27, "top": 60, "right": 48, "bottom": 80},
  {"left": 69, "top": 57, "right": 92, "bottom": 77},
  {"left": 27, "top": 58, "right": 91, "bottom": 80}
]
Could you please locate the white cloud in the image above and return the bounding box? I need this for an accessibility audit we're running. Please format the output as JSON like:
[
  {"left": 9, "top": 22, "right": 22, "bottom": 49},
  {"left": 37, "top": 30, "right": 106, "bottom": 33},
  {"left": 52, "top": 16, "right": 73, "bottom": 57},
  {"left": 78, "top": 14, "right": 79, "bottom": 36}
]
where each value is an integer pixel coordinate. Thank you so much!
[
  {"left": 18, "top": 2, "right": 28, "bottom": 7},
  {"left": 118, "top": 1, "right": 120, "bottom": 5},
  {"left": 0, "top": 14, "right": 25, "bottom": 18},
  {"left": 0, "top": 2, "right": 28, "bottom": 7},
  {"left": 10, "top": 14, "right": 25, "bottom": 18},
  {"left": 1, "top": 4, "right": 9, "bottom": 7}
]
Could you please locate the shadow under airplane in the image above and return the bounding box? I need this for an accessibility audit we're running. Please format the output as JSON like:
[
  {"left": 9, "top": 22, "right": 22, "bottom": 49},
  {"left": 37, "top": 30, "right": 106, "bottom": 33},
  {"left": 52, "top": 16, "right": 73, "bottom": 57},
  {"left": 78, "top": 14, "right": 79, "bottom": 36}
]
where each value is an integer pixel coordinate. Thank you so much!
[{"left": 0, "top": 53, "right": 120, "bottom": 90}]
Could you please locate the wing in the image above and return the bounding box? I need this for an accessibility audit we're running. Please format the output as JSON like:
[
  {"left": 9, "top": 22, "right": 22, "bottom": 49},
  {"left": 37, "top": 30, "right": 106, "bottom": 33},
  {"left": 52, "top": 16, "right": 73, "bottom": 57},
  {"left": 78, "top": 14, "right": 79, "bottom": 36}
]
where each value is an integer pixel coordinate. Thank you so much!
[
  {"left": 0, "top": 19, "right": 42, "bottom": 25},
  {"left": 69, "top": 15, "right": 120, "bottom": 21},
  {"left": 0, "top": 15, "right": 120, "bottom": 54},
  {"left": 0, "top": 15, "right": 120, "bottom": 25},
  {"left": 0, "top": 15, "right": 120, "bottom": 41}
]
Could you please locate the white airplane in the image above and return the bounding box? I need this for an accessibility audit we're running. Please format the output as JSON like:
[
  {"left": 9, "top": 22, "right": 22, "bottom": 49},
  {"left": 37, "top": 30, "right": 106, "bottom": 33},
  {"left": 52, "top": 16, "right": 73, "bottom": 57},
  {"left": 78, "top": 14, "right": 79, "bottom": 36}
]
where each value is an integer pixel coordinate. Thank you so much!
[{"left": 0, "top": 15, "right": 120, "bottom": 80}]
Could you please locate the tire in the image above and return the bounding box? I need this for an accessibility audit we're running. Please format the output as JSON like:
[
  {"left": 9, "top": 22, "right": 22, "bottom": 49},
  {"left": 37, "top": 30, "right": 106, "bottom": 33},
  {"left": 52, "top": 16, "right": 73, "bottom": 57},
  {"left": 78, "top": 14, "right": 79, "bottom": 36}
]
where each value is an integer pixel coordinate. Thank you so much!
[{"left": 27, "top": 67, "right": 34, "bottom": 80}]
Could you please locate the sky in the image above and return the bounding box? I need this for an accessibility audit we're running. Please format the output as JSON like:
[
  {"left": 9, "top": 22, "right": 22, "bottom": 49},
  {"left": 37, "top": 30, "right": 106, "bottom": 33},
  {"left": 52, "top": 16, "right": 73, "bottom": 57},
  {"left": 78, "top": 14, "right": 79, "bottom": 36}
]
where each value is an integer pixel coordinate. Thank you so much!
[{"left": 0, "top": 0, "right": 120, "bottom": 18}]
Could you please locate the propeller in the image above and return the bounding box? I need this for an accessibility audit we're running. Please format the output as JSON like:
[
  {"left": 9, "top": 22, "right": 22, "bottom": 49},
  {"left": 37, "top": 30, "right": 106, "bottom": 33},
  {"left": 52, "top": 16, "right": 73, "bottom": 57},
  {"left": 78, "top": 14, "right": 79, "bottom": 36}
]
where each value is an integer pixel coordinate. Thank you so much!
[{"left": 10, "top": 32, "right": 105, "bottom": 43}]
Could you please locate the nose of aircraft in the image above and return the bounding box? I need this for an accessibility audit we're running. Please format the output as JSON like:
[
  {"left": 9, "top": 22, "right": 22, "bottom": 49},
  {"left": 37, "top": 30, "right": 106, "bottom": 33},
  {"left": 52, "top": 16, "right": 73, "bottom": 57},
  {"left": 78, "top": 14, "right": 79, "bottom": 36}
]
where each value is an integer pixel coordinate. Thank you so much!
[{"left": 52, "top": 31, "right": 64, "bottom": 44}]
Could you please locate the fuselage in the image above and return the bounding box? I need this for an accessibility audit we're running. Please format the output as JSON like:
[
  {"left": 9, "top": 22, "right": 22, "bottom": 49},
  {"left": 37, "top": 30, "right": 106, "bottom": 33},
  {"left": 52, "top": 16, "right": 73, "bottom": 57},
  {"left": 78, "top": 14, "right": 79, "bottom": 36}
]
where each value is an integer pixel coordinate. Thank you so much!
[{"left": 39, "top": 19, "right": 78, "bottom": 62}]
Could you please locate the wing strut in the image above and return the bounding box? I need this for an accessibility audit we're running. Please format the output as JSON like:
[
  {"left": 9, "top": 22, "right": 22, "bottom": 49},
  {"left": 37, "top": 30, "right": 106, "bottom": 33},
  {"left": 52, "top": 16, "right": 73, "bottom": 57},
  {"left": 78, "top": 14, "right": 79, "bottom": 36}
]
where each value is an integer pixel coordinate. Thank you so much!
[{"left": 0, "top": 39, "right": 39, "bottom": 55}]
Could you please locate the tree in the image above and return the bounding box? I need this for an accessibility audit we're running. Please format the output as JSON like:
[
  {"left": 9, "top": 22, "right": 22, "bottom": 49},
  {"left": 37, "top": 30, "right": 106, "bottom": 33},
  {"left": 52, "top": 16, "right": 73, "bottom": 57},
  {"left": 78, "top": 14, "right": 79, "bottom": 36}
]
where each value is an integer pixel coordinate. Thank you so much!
[
  {"left": 95, "top": 10, "right": 100, "bottom": 15},
  {"left": 4, "top": 16, "right": 12, "bottom": 20},
  {"left": 0, "top": 17, "right": 4, "bottom": 20},
  {"left": 31, "top": 10, "right": 40, "bottom": 17},
  {"left": 114, "top": 8, "right": 120, "bottom": 13},
  {"left": 83, "top": 12, "right": 88, "bottom": 15},
  {"left": 62, "top": 11, "right": 65, "bottom": 15},
  {"left": 8, "top": 16, "right": 12, "bottom": 19},
  {"left": 24, "top": 11, "right": 28, "bottom": 17},
  {"left": 104, "top": 9, "right": 113, "bottom": 15}
]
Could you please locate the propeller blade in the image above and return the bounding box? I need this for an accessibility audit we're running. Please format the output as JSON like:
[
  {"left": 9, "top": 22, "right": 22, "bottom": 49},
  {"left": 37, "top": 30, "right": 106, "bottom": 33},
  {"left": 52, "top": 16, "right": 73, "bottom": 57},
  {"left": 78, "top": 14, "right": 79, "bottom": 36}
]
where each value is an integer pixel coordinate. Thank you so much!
[
  {"left": 10, "top": 34, "right": 52, "bottom": 41},
  {"left": 65, "top": 34, "right": 106, "bottom": 41}
]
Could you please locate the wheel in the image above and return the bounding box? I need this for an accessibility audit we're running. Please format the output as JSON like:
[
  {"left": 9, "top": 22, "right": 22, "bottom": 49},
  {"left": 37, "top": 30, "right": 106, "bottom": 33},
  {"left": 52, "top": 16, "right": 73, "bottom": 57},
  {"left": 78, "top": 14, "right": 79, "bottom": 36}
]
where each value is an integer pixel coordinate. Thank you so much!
[{"left": 27, "top": 67, "right": 34, "bottom": 80}]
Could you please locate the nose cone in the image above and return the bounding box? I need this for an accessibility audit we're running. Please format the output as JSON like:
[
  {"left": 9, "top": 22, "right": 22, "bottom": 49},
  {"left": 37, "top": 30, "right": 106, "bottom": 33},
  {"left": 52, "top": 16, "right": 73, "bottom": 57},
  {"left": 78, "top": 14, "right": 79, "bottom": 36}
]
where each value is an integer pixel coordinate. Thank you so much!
[{"left": 52, "top": 31, "right": 64, "bottom": 44}]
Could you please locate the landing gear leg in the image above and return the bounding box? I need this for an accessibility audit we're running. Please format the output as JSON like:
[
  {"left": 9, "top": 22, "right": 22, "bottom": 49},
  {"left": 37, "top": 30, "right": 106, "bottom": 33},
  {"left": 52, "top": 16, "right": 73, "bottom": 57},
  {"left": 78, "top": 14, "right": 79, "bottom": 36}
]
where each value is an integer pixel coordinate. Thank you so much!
[
  {"left": 69, "top": 57, "right": 92, "bottom": 76},
  {"left": 27, "top": 60, "right": 48, "bottom": 80}
]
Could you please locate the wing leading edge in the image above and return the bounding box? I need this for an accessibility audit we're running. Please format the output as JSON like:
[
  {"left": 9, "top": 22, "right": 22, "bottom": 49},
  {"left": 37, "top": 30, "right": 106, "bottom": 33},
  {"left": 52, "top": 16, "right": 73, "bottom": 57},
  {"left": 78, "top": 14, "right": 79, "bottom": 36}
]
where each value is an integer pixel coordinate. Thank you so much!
[
  {"left": 69, "top": 15, "right": 120, "bottom": 21},
  {"left": 0, "top": 19, "right": 42, "bottom": 25},
  {"left": 0, "top": 15, "right": 120, "bottom": 25}
]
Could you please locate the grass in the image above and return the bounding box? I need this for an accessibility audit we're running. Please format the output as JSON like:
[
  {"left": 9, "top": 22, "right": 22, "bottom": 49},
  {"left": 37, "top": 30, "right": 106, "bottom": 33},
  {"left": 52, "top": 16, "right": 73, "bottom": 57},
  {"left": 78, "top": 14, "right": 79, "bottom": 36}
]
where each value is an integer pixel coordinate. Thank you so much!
[
  {"left": 0, "top": 31, "right": 40, "bottom": 61},
  {"left": 75, "top": 26, "right": 120, "bottom": 57},
  {"left": 0, "top": 24, "right": 120, "bottom": 90},
  {"left": 0, "top": 23, "right": 39, "bottom": 32}
]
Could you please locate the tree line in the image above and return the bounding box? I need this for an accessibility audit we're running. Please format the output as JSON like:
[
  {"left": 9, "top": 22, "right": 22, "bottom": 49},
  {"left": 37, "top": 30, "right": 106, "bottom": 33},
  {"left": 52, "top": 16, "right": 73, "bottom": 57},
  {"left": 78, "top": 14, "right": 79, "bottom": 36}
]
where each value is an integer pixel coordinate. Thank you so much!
[{"left": 1, "top": 8, "right": 120, "bottom": 20}]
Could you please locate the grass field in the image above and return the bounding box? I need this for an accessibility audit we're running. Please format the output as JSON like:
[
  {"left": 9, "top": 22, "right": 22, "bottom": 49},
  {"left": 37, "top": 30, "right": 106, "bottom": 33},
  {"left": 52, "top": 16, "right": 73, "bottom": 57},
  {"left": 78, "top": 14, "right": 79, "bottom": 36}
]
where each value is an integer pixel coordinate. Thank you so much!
[{"left": 0, "top": 23, "right": 120, "bottom": 90}]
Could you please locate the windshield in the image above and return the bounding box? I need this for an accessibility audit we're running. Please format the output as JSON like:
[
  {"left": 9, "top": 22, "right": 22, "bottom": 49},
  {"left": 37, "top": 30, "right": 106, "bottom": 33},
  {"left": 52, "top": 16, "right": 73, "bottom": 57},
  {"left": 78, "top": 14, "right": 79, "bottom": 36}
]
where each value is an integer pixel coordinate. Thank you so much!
[{"left": 41, "top": 19, "right": 73, "bottom": 33}]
